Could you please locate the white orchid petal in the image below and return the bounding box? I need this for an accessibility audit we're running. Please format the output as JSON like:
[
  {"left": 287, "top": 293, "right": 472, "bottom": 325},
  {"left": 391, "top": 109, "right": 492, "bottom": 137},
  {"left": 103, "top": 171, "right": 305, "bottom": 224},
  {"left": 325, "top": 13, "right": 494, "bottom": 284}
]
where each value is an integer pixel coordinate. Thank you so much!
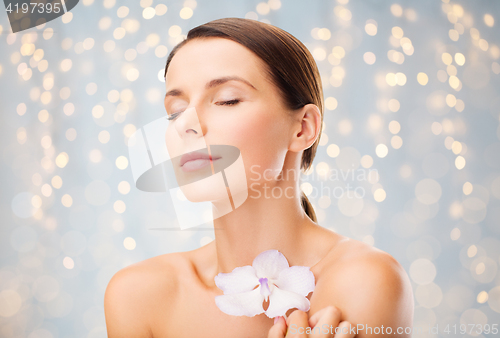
[
  {"left": 264, "top": 287, "right": 311, "bottom": 318},
  {"left": 215, "top": 287, "right": 265, "bottom": 317},
  {"left": 214, "top": 265, "right": 259, "bottom": 295},
  {"left": 275, "top": 266, "right": 315, "bottom": 297},
  {"left": 252, "top": 250, "right": 289, "bottom": 279}
]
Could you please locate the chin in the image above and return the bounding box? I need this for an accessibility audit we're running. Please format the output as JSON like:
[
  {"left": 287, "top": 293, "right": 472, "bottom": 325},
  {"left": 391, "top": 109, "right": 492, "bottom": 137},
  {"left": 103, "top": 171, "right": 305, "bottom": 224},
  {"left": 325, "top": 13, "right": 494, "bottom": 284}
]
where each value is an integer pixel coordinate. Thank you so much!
[{"left": 180, "top": 178, "right": 231, "bottom": 203}]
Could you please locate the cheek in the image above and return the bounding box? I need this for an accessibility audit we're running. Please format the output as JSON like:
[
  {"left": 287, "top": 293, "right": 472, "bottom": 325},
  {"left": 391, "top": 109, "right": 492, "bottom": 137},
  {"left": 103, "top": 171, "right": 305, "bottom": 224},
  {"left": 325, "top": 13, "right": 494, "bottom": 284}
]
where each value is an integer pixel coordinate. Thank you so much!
[{"left": 212, "top": 110, "right": 289, "bottom": 180}]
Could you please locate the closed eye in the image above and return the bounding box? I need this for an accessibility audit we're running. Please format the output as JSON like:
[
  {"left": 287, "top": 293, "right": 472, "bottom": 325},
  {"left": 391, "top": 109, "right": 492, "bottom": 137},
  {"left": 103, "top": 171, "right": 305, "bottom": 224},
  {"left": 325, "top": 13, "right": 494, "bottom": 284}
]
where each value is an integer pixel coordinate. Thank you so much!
[
  {"left": 216, "top": 99, "right": 240, "bottom": 106},
  {"left": 167, "top": 99, "right": 241, "bottom": 121},
  {"left": 166, "top": 111, "right": 182, "bottom": 121}
]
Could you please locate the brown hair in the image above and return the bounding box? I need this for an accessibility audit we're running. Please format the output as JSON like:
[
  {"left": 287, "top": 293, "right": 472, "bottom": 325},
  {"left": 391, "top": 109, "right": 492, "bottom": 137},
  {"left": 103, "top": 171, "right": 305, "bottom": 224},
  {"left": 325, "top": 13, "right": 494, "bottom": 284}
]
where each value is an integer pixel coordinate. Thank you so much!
[{"left": 164, "top": 17, "right": 323, "bottom": 223}]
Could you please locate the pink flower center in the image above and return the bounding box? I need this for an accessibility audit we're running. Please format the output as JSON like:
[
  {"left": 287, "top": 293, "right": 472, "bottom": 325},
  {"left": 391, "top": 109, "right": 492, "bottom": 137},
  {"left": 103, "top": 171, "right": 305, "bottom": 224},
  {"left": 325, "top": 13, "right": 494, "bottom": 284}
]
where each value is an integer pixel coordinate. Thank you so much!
[{"left": 259, "top": 277, "right": 271, "bottom": 301}]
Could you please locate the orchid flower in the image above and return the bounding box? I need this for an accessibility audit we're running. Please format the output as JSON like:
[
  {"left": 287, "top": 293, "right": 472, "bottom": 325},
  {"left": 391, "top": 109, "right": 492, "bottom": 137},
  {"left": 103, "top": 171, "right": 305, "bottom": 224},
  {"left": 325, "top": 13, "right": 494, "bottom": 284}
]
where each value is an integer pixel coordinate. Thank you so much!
[{"left": 214, "top": 249, "right": 316, "bottom": 318}]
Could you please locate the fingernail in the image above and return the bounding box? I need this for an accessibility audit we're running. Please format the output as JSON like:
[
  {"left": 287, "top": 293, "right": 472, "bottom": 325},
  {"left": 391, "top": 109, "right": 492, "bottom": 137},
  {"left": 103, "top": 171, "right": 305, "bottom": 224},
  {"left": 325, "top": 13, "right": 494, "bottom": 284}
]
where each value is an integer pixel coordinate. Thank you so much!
[{"left": 274, "top": 316, "right": 280, "bottom": 324}]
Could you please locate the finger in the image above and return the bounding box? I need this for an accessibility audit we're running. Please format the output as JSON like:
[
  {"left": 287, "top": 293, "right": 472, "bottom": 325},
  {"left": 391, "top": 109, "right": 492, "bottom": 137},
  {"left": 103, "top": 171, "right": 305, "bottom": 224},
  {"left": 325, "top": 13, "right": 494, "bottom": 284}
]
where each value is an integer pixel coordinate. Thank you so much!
[
  {"left": 307, "top": 307, "right": 327, "bottom": 328},
  {"left": 333, "top": 321, "right": 356, "bottom": 338},
  {"left": 285, "top": 309, "right": 309, "bottom": 337},
  {"left": 268, "top": 316, "right": 287, "bottom": 338},
  {"left": 308, "top": 305, "right": 342, "bottom": 331}
]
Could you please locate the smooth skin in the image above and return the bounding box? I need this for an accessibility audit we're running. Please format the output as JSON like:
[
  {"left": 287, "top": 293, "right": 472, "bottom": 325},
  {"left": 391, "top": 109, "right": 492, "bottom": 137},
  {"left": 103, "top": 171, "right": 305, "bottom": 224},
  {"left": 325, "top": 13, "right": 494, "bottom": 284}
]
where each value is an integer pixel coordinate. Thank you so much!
[{"left": 104, "top": 37, "right": 414, "bottom": 338}]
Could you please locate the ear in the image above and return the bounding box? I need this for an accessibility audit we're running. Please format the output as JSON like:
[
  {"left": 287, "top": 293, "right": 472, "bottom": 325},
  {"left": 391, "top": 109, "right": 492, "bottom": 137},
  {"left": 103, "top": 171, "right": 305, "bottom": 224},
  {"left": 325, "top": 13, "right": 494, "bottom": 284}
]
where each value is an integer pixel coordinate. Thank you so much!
[{"left": 288, "top": 104, "right": 322, "bottom": 152}]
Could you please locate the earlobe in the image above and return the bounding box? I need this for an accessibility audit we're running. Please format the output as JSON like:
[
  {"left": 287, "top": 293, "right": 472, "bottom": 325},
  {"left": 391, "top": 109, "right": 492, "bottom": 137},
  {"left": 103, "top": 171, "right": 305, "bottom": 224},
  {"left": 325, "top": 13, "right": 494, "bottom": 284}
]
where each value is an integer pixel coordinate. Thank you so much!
[{"left": 289, "top": 104, "right": 321, "bottom": 152}]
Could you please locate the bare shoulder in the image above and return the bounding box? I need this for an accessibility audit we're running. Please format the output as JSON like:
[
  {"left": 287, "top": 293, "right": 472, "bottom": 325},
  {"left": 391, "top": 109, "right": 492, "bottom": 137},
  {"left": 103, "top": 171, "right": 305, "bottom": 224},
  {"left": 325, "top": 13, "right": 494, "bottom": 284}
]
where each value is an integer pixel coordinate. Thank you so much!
[
  {"left": 104, "top": 251, "right": 189, "bottom": 338},
  {"left": 326, "top": 237, "right": 406, "bottom": 274},
  {"left": 310, "top": 238, "right": 414, "bottom": 337},
  {"left": 327, "top": 239, "right": 411, "bottom": 295}
]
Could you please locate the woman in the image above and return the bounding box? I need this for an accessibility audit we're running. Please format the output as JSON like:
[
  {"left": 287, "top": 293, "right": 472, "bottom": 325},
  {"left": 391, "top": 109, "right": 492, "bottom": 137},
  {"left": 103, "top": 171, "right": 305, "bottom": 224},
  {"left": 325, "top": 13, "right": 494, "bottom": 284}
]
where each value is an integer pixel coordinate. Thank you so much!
[{"left": 105, "top": 18, "right": 414, "bottom": 337}]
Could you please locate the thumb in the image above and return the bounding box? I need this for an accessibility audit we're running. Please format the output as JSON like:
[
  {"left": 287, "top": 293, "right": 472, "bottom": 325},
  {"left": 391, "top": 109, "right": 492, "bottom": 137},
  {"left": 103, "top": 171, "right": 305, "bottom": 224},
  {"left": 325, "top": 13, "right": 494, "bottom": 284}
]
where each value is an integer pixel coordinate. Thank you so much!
[{"left": 268, "top": 316, "right": 287, "bottom": 338}]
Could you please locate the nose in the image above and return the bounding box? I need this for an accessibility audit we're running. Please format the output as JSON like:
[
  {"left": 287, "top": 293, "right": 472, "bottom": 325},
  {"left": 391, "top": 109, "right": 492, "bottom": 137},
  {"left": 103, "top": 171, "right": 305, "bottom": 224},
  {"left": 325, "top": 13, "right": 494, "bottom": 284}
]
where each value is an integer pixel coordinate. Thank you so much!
[{"left": 174, "top": 106, "right": 204, "bottom": 138}]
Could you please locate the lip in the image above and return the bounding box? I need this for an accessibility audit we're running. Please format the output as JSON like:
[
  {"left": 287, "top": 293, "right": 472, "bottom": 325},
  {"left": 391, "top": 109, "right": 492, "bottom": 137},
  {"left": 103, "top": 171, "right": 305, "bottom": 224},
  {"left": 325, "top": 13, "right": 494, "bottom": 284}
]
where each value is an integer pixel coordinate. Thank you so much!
[{"left": 179, "top": 151, "right": 221, "bottom": 171}]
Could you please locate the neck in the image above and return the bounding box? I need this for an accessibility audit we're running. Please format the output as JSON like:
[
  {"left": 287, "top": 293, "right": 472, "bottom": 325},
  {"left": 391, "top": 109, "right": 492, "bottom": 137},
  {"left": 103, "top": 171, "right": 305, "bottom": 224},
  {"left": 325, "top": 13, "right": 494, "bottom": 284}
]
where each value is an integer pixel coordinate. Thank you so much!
[{"left": 212, "top": 175, "right": 316, "bottom": 275}]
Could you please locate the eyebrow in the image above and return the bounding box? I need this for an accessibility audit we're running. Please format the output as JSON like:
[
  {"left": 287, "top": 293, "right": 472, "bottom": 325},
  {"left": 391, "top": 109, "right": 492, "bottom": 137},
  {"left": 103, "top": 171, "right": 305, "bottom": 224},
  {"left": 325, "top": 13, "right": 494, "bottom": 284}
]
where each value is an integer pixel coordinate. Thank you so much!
[{"left": 164, "top": 76, "right": 257, "bottom": 100}]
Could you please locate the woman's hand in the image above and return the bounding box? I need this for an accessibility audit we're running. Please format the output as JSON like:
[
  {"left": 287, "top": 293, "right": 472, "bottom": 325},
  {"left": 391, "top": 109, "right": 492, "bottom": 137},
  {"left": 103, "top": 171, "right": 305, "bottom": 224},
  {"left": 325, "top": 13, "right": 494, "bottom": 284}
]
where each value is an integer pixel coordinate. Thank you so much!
[{"left": 267, "top": 306, "right": 356, "bottom": 338}]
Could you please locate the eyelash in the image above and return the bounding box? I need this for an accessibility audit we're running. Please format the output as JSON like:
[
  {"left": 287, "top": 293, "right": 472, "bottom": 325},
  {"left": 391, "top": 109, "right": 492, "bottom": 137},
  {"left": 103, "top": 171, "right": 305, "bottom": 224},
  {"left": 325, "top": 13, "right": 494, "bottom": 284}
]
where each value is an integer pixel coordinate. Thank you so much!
[{"left": 166, "top": 99, "right": 241, "bottom": 121}]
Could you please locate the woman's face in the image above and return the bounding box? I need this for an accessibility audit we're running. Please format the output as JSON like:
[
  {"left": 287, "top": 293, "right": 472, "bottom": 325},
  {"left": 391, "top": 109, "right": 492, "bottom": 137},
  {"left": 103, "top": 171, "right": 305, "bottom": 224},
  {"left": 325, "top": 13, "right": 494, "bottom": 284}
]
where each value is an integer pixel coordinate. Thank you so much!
[{"left": 164, "top": 37, "right": 296, "bottom": 204}]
